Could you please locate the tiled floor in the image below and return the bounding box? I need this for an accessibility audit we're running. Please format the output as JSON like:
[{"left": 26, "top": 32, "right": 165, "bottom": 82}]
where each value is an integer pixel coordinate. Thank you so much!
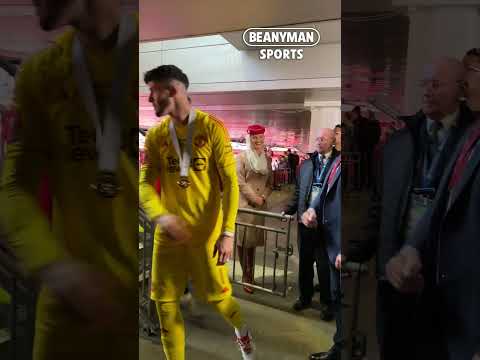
[{"left": 140, "top": 297, "right": 335, "bottom": 360}]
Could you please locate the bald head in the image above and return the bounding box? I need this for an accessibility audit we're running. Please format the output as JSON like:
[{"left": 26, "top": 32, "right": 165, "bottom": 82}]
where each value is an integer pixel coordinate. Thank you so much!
[
  {"left": 315, "top": 128, "right": 335, "bottom": 154},
  {"left": 422, "top": 57, "right": 465, "bottom": 120},
  {"left": 430, "top": 58, "right": 464, "bottom": 78}
]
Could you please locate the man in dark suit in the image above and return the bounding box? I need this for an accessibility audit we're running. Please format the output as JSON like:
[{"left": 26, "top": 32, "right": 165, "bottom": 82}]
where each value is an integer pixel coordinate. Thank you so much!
[
  {"left": 347, "top": 57, "right": 473, "bottom": 360},
  {"left": 303, "top": 138, "right": 342, "bottom": 360},
  {"left": 287, "top": 149, "right": 299, "bottom": 184},
  {"left": 359, "top": 109, "right": 381, "bottom": 190},
  {"left": 284, "top": 128, "right": 339, "bottom": 320},
  {"left": 388, "top": 50, "right": 480, "bottom": 360}
]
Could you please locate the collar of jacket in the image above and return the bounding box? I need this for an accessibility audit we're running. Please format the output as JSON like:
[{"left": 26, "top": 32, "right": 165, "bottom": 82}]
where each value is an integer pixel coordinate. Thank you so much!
[
  {"left": 308, "top": 151, "right": 318, "bottom": 160},
  {"left": 308, "top": 148, "right": 338, "bottom": 163},
  {"left": 399, "top": 101, "right": 474, "bottom": 133}
]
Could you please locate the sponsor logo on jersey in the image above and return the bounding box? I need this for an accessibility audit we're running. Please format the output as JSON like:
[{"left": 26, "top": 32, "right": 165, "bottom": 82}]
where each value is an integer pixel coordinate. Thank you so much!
[
  {"left": 166, "top": 156, "right": 208, "bottom": 173},
  {"left": 194, "top": 134, "right": 207, "bottom": 148},
  {"left": 167, "top": 156, "right": 180, "bottom": 173},
  {"left": 192, "top": 157, "right": 207, "bottom": 171}
]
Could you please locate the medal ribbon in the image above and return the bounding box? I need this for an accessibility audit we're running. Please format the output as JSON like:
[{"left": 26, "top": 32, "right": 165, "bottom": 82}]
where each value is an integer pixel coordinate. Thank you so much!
[
  {"left": 72, "top": 15, "right": 135, "bottom": 173},
  {"left": 169, "top": 109, "right": 197, "bottom": 180}
]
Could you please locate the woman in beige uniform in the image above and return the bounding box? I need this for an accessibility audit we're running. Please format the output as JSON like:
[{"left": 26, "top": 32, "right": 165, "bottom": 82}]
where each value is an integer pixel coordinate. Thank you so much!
[{"left": 236, "top": 124, "right": 273, "bottom": 293}]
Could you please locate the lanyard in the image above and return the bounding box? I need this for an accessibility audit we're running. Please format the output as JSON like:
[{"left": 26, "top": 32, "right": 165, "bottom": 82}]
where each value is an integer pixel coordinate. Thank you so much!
[
  {"left": 314, "top": 155, "right": 327, "bottom": 184},
  {"left": 168, "top": 109, "right": 197, "bottom": 178},
  {"left": 72, "top": 15, "right": 135, "bottom": 173},
  {"left": 421, "top": 125, "right": 451, "bottom": 189}
]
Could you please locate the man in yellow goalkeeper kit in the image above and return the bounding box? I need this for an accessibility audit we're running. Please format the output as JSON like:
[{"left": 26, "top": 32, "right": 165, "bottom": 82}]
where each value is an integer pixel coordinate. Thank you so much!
[
  {"left": 0, "top": 1, "right": 138, "bottom": 359},
  {"left": 140, "top": 65, "right": 256, "bottom": 360}
]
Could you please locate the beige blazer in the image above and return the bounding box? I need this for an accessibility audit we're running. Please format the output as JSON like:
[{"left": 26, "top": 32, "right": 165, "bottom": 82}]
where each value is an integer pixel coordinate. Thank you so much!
[
  {"left": 236, "top": 151, "right": 273, "bottom": 209},
  {"left": 235, "top": 151, "right": 274, "bottom": 248}
]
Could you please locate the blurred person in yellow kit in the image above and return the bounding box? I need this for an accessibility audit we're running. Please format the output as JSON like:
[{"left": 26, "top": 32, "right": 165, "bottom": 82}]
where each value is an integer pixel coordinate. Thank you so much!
[
  {"left": 0, "top": 0, "right": 138, "bottom": 359},
  {"left": 140, "top": 65, "right": 256, "bottom": 360},
  {"left": 0, "top": 288, "right": 9, "bottom": 304}
]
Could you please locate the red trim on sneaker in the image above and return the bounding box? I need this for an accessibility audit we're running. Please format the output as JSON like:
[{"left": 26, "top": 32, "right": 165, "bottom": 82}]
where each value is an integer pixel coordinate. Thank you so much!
[{"left": 236, "top": 333, "right": 253, "bottom": 354}]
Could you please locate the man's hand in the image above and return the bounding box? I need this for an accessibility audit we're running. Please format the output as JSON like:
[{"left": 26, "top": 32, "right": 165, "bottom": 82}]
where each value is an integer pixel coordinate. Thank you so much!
[
  {"left": 301, "top": 208, "right": 317, "bottom": 228},
  {"left": 335, "top": 254, "right": 343, "bottom": 270},
  {"left": 38, "top": 262, "right": 124, "bottom": 330},
  {"left": 252, "top": 195, "right": 265, "bottom": 208},
  {"left": 385, "top": 246, "right": 424, "bottom": 293},
  {"left": 214, "top": 234, "right": 234, "bottom": 265},
  {"left": 156, "top": 215, "right": 191, "bottom": 243}
]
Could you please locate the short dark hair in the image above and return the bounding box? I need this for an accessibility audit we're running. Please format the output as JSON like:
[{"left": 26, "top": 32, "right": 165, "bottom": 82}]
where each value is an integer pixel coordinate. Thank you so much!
[
  {"left": 466, "top": 48, "right": 480, "bottom": 57},
  {"left": 352, "top": 106, "right": 361, "bottom": 114},
  {"left": 144, "top": 65, "right": 190, "bottom": 89},
  {"left": 334, "top": 124, "right": 341, "bottom": 130}
]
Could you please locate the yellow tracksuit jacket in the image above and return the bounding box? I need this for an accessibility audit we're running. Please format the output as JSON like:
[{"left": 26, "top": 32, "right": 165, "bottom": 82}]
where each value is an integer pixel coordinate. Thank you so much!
[
  {"left": 0, "top": 22, "right": 138, "bottom": 359},
  {"left": 139, "top": 111, "right": 239, "bottom": 247}
]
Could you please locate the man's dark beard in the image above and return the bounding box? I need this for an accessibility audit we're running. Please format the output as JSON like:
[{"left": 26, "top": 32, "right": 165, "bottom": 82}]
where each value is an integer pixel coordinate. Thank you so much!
[{"left": 155, "top": 97, "right": 170, "bottom": 117}]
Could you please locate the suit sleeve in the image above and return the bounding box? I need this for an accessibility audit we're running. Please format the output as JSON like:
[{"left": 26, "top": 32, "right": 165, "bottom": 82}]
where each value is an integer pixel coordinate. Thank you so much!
[
  {"left": 139, "top": 128, "right": 168, "bottom": 221},
  {"left": 0, "top": 61, "right": 68, "bottom": 275},
  {"left": 211, "top": 120, "right": 239, "bottom": 234},
  {"left": 236, "top": 153, "right": 257, "bottom": 205}
]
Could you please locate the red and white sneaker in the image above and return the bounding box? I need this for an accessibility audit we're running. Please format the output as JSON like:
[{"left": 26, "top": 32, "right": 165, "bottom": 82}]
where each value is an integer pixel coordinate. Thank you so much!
[{"left": 235, "top": 331, "right": 256, "bottom": 360}]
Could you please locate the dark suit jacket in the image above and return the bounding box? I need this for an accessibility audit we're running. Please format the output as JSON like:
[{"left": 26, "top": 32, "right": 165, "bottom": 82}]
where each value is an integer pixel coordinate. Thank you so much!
[
  {"left": 347, "top": 104, "right": 473, "bottom": 277},
  {"left": 312, "top": 159, "right": 341, "bottom": 265},
  {"left": 284, "top": 149, "right": 339, "bottom": 220},
  {"left": 408, "top": 120, "right": 480, "bottom": 359}
]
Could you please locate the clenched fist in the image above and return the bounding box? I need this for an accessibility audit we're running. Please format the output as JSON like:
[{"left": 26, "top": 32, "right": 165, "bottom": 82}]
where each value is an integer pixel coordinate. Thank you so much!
[
  {"left": 156, "top": 215, "right": 192, "bottom": 243},
  {"left": 386, "top": 246, "right": 424, "bottom": 293},
  {"left": 38, "top": 262, "right": 125, "bottom": 331},
  {"left": 301, "top": 208, "right": 317, "bottom": 228}
]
